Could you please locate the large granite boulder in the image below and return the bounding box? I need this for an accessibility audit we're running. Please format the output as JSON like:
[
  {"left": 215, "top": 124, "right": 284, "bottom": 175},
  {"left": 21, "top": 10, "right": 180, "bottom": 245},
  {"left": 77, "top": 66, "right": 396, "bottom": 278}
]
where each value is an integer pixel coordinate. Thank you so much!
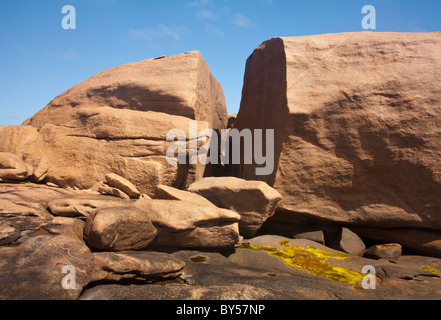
[
  {"left": 234, "top": 32, "right": 441, "bottom": 245},
  {"left": 1, "top": 51, "right": 228, "bottom": 196},
  {"left": 23, "top": 51, "right": 228, "bottom": 130}
]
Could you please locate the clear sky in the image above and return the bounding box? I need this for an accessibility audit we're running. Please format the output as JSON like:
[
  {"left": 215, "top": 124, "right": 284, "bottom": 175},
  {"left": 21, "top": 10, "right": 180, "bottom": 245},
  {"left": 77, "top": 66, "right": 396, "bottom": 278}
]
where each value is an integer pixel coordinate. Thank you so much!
[{"left": 0, "top": 0, "right": 440, "bottom": 126}]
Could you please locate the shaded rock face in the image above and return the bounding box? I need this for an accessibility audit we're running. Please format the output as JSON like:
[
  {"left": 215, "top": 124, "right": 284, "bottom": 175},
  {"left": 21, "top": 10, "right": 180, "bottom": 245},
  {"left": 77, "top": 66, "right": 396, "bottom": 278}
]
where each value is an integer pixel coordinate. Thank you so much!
[
  {"left": 235, "top": 32, "right": 441, "bottom": 238},
  {"left": 1, "top": 51, "right": 228, "bottom": 196}
]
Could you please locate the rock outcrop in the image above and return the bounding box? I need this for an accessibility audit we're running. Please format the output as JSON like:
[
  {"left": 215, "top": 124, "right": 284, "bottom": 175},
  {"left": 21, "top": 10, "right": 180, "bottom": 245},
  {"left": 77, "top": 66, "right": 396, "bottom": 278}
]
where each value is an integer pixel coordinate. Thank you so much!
[
  {"left": 1, "top": 51, "right": 228, "bottom": 196},
  {"left": 234, "top": 32, "right": 441, "bottom": 251}
]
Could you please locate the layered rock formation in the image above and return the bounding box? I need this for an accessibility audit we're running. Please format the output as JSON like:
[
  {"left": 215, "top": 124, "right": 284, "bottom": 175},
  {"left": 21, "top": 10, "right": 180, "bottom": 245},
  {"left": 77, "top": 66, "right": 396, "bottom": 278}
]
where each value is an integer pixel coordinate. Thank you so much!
[
  {"left": 1, "top": 51, "right": 228, "bottom": 196},
  {"left": 235, "top": 32, "right": 441, "bottom": 253}
]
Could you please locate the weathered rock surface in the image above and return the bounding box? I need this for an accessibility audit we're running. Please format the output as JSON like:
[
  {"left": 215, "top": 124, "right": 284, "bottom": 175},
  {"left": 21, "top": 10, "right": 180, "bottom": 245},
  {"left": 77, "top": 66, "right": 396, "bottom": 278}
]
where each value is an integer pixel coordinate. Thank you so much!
[
  {"left": 0, "top": 125, "right": 38, "bottom": 155},
  {"left": 84, "top": 206, "right": 158, "bottom": 252},
  {"left": 135, "top": 198, "right": 241, "bottom": 249},
  {"left": 24, "top": 155, "right": 49, "bottom": 182},
  {"left": 24, "top": 51, "right": 228, "bottom": 131},
  {"left": 1, "top": 182, "right": 441, "bottom": 301},
  {"left": 188, "top": 177, "right": 282, "bottom": 238},
  {"left": 235, "top": 32, "right": 441, "bottom": 253},
  {"left": 0, "top": 217, "right": 100, "bottom": 300},
  {"left": 0, "top": 183, "right": 190, "bottom": 299},
  {"left": 293, "top": 230, "right": 325, "bottom": 245},
  {"left": 0, "top": 222, "right": 21, "bottom": 246},
  {"left": 17, "top": 107, "right": 211, "bottom": 196}
]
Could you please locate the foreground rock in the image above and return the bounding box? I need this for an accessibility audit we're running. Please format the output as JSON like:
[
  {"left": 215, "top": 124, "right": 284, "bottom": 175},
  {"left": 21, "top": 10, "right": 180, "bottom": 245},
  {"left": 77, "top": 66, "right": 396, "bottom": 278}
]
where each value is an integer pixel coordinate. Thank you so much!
[
  {"left": 48, "top": 196, "right": 133, "bottom": 219},
  {"left": 188, "top": 177, "right": 282, "bottom": 238},
  {"left": 0, "top": 183, "right": 186, "bottom": 299},
  {"left": 234, "top": 32, "right": 441, "bottom": 253},
  {"left": 1, "top": 183, "right": 441, "bottom": 301},
  {"left": 81, "top": 235, "right": 441, "bottom": 300},
  {"left": 0, "top": 217, "right": 99, "bottom": 300},
  {"left": 354, "top": 227, "right": 441, "bottom": 259},
  {"left": 84, "top": 206, "right": 158, "bottom": 252}
]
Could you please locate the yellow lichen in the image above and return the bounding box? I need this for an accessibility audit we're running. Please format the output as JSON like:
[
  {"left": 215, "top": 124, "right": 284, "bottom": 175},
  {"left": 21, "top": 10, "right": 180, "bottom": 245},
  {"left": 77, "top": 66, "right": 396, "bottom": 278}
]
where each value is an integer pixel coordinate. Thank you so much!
[
  {"left": 421, "top": 266, "right": 441, "bottom": 277},
  {"left": 242, "top": 240, "right": 366, "bottom": 285}
]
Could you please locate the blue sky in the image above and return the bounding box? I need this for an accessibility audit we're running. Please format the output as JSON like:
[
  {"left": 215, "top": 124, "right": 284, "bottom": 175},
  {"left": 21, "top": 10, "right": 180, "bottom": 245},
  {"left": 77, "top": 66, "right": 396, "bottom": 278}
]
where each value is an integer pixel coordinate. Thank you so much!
[{"left": 0, "top": 0, "right": 440, "bottom": 126}]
